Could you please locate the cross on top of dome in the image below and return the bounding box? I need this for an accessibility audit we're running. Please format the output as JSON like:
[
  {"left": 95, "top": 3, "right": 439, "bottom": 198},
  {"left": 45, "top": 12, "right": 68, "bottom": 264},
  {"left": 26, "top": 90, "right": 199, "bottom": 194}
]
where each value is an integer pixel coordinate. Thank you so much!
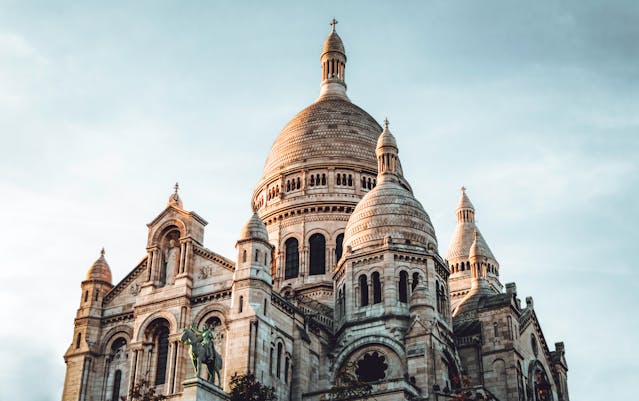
[{"left": 330, "top": 18, "right": 338, "bottom": 32}]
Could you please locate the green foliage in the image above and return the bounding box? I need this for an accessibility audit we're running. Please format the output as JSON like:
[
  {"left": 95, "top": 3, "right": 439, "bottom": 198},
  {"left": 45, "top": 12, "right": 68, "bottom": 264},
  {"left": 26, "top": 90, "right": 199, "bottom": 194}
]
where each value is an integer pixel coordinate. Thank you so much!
[
  {"left": 229, "top": 373, "right": 277, "bottom": 401},
  {"left": 120, "top": 378, "right": 168, "bottom": 401}
]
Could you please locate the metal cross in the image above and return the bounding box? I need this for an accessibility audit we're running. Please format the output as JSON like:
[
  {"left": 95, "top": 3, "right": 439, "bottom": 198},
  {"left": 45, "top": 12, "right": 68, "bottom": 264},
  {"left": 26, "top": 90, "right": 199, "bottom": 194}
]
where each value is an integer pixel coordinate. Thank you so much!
[
  {"left": 174, "top": 182, "right": 179, "bottom": 194},
  {"left": 330, "top": 18, "right": 338, "bottom": 32}
]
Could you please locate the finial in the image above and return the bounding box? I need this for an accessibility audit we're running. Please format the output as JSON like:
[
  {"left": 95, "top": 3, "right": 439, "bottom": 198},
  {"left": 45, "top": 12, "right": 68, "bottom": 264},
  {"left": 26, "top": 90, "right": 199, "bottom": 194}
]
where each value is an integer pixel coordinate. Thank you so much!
[
  {"left": 461, "top": 185, "right": 466, "bottom": 193},
  {"left": 100, "top": 247, "right": 105, "bottom": 257},
  {"left": 383, "top": 117, "right": 389, "bottom": 130},
  {"left": 174, "top": 182, "right": 179, "bottom": 194},
  {"left": 330, "top": 17, "right": 338, "bottom": 32}
]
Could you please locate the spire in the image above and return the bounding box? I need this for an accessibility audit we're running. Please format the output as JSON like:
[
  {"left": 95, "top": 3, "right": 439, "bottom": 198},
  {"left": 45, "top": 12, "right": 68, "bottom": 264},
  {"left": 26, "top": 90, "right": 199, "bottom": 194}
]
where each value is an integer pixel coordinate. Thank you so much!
[
  {"left": 375, "top": 117, "right": 400, "bottom": 181},
  {"left": 167, "top": 182, "right": 183, "bottom": 209},
  {"left": 456, "top": 186, "right": 475, "bottom": 223},
  {"left": 318, "top": 19, "right": 348, "bottom": 101}
]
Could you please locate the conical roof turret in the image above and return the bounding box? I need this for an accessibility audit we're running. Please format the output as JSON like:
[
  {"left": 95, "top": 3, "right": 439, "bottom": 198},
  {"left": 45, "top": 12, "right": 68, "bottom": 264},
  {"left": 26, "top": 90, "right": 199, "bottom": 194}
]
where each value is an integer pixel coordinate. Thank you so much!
[
  {"left": 446, "top": 187, "right": 494, "bottom": 261},
  {"left": 86, "top": 248, "right": 112, "bottom": 283},
  {"left": 239, "top": 212, "right": 269, "bottom": 242}
]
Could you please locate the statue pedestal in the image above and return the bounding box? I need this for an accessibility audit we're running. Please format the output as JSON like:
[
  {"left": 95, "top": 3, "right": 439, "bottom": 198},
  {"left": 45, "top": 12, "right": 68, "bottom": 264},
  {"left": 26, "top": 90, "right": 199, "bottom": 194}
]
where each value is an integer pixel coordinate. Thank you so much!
[{"left": 182, "top": 378, "right": 229, "bottom": 401}]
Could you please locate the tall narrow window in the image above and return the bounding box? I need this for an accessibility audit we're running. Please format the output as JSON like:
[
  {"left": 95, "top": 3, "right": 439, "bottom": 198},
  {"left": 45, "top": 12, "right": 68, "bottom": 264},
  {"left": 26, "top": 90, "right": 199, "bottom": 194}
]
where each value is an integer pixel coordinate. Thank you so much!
[
  {"left": 111, "top": 370, "right": 122, "bottom": 401},
  {"left": 493, "top": 322, "right": 499, "bottom": 337},
  {"left": 359, "top": 275, "right": 369, "bottom": 306},
  {"left": 285, "top": 357, "right": 290, "bottom": 383},
  {"left": 242, "top": 250, "right": 247, "bottom": 262},
  {"left": 372, "top": 272, "right": 382, "bottom": 304},
  {"left": 155, "top": 326, "right": 169, "bottom": 385},
  {"left": 76, "top": 333, "right": 82, "bottom": 349},
  {"left": 335, "top": 233, "right": 344, "bottom": 261},
  {"left": 321, "top": 174, "right": 326, "bottom": 185},
  {"left": 309, "top": 234, "right": 326, "bottom": 275},
  {"left": 269, "top": 348, "right": 274, "bottom": 375},
  {"left": 284, "top": 238, "right": 299, "bottom": 279},
  {"left": 399, "top": 271, "right": 408, "bottom": 303},
  {"left": 84, "top": 290, "right": 89, "bottom": 302},
  {"left": 412, "top": 272, "right": 420, "bottom": 290},
  {"left": 337, "top": 174, "right": 341, "bottom": 185},
  {"left": 276, "top": 343, "right": 283, "bottom": 378},
  {"left": 239, "top": 296, "right": 244, "bottom": 313}
]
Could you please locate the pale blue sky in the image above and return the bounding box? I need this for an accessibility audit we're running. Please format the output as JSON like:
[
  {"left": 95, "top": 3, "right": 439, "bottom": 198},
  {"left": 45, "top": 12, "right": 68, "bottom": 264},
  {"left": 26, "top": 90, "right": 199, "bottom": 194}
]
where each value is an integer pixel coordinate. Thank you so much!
[{"left": 0, "top": 1, "right": 637, "bottom": 400}]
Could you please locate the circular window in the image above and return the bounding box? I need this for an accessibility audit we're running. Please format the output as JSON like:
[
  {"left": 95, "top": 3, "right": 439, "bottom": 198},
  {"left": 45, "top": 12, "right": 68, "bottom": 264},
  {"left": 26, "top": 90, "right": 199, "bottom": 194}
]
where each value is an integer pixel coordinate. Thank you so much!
[{"left": 355, "top": 351, "right": 388, "bottom": 382}]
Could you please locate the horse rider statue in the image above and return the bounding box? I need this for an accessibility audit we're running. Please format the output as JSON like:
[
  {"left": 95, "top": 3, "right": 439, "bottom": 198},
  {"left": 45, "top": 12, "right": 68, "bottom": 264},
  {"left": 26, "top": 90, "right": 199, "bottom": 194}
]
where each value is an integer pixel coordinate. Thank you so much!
[{"left": 180, "top": 323, "right": 223, "bottom": 386}]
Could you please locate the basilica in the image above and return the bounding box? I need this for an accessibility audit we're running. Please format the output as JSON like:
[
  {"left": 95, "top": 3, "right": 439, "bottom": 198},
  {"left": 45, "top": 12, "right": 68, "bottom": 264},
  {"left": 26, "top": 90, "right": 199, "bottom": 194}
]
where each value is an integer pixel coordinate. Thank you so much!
[{"left": 62, "top": 22, "right": 569, "bottom": 401}]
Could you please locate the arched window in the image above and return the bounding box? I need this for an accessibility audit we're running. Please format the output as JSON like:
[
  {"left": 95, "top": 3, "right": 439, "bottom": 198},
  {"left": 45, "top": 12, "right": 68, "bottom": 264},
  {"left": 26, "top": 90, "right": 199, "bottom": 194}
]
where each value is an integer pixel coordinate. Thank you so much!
[
  {"left": 255, "top": 249, "right": 260, "bottom": 262},
  {"left": 239, "top": 296, "right": 244, "bottom": 313},
  {"left": 399, "top": 271, "right": 408, "bottom": 303},
  {"left": 436, "top": 282, "right": 442, "bottom": 313},
  {"left": 269, "top": 348, "right": 274, "bottom": 375},
  {"left": 372, "top": 272, "right": 382, "bottom": 304},
  {"left": 276, "top": 343, "right": 283, "bottom": 378},
  {"left": 337, "top": 174, "right": 341, "bottom": 185},
  {"left": 76, "top": 333, "right": 82, "bottom": 349},
  {"left": 111, "top": 370, "right": 122, "bottom": 401},
  {"left": 335, "top": 233, "right": 344, "bottom": 261},
  {"left": 348, "top": 174, "right": 353, "bottom": 186},
  {"left": 368, "top": 177, "right": 372, "bottom": 189},
  {"left": 412, "top": 272, "right": 420, "bottom": 290},
  {"left": 309, "top": 175, "right": 315, "bottom": 186},
  {"left": 84, "top": 290, "right": 89, "bottom": 302},
  {"left": 361, "top": 177, "right": 366, "bottom": 188},
  {"left": 342, "top": 174, "right": 347, "bottom": 186},
  {"left": 94, "top": 290, "right": 99, "bottom": 301},
  {"left": 321, "top": 174, "right": 326, "bottom": 185},
  {"left": 309, "top": 234, "right": 326, "bottom": 275},
  {"left": 242, "top": 249, "right": 247, "bottom": 262},
  {"left": 359, "top": 275, "right": 369, "bottom": 306},
  {"left": 154, "top": 326, "right": 169, "bottom": 385},
  {"left": 296, "top": 177, "right": 301, "bottom": 189},
  {"left": 284, "top": 238, "right": 299, "bottom": 279},
  {"left": 286, "top": 181, "right": 290, "bottom": 191}
]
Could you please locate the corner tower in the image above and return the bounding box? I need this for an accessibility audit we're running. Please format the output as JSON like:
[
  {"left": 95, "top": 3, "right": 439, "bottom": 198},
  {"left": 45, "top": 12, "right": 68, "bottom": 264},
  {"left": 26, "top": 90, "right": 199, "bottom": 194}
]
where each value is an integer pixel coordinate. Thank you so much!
[{"left": 446, "top": 188, "right": 501, "bottom": 309}]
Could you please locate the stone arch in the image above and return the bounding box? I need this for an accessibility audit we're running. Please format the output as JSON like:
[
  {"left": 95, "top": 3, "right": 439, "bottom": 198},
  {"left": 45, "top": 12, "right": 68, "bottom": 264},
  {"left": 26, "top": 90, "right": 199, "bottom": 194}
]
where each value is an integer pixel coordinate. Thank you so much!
[
  {"left": 332, "top": 335, "right": 407, "bottom": 383},
  {"left": 100, "top": 325, "right": 133, "bottom": 354},
  {"left": 135, "top": 310, "right": 178, "bottom": 342},
  {"left": 304, "top": 227, "right": 331, "bottom": 243},
  {"left": 192, "top": 304, "right": 230, "bottom": 328},
  {"left": 150, "top": 218, "right": 187, "bottom": 245}
]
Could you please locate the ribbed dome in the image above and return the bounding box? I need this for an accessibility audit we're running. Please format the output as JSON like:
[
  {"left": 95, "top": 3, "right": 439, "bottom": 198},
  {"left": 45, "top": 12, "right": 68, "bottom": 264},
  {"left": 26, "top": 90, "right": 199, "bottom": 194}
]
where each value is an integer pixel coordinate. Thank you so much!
[
  {"left": 239, "top": 213, "right": 269, "bottom": 241},
  {"left": 343, "top": 179, "right": 437, "bottom": 252},
  {"left": 86, "top": 248, "right": 112, "bottom": 283},
  {"left": 322, "top": 30, "right": 345, "bottom": 57},
  {"left": 261, "top": 98, "right": 381, "bottom": 179}
]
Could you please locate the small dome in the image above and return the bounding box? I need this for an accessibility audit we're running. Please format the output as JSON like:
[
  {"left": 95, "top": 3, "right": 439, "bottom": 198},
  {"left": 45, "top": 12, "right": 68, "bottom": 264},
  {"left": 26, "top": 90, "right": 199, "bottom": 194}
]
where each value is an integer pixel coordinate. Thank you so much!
[
  {"left": 321, "top": 30, "right": 345, "bottom": 57},
  {"left": 239, "top": 213, "right": 269, "bottom": 241},
  {"left": 86, "top": 248, "right": 112, "bottom": 283},
  {"left": 343, "top": 179, "right": 437, "bottom": 252},
  {"left": 376, "top": 118, "right": 398, "bottom": 150},
  {"left": 469, "top": 230, "right": 489, "bottom": 260}
]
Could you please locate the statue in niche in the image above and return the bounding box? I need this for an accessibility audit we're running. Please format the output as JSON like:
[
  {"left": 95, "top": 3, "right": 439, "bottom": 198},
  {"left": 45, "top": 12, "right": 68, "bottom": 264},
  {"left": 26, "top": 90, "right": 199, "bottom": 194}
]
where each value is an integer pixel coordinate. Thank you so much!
[{"left": 160, "top": 237, "right": 180, "bottom": 285}]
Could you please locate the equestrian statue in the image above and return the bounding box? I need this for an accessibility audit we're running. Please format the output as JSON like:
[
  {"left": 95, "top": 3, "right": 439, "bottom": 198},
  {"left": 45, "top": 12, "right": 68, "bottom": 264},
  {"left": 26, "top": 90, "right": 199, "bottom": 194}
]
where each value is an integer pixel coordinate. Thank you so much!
[{"left": 180, "top": 324, "right": 223, "bottom": 386}]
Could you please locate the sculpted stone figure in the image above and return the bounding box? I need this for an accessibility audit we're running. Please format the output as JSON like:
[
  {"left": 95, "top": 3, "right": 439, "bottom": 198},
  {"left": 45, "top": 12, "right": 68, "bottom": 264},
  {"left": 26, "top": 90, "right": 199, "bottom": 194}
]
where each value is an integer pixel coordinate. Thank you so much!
[{"left": 180, "top": 324, "right": 223, "bottom": 386}]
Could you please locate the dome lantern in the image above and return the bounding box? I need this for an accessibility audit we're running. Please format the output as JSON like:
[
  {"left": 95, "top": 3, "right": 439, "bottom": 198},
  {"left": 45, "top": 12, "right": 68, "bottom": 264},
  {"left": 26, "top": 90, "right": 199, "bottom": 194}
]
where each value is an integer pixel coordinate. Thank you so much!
[{"left": 319, "top": 18, "right": 348, "bottom": 101}]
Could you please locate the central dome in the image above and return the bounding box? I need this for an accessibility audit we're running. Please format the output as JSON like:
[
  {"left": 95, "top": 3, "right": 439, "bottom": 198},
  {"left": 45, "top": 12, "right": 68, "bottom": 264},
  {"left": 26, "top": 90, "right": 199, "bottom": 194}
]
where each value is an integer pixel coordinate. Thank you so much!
[{"left": 261, "top": 98, "right": 381, "bottom": 179}]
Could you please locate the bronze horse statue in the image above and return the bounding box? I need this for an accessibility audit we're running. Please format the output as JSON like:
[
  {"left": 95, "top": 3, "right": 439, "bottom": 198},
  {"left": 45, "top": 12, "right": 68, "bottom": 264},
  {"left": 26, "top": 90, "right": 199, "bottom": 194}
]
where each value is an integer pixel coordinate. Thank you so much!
[{"left": 180, "top": 326, "right": 222, "bottom": 386}]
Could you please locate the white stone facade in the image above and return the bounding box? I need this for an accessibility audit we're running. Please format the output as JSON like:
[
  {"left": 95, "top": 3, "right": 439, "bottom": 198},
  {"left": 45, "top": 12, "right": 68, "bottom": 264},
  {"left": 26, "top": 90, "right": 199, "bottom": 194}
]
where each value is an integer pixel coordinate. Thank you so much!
[{"left": 62, "top": 23, "right": 569, "bottom": 401}]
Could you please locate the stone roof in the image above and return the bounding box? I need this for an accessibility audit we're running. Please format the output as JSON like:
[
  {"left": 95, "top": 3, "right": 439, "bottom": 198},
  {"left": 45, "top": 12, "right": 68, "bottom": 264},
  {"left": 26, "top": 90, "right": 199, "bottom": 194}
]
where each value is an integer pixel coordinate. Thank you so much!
[
  {"left": 86, "top": 248, "right": 112, "bottom": 283},
  {"left": 447, "top": 224, "right": 494, "bottom": 260},
  {"left": 261, "top": 98, "right": 381, "bottom": 179},
  {"left": 321, "top": 30, "right": 345, "bottom": 57},
  {"left": 239, "top": 212, "right": 269, "bottom": 242}
]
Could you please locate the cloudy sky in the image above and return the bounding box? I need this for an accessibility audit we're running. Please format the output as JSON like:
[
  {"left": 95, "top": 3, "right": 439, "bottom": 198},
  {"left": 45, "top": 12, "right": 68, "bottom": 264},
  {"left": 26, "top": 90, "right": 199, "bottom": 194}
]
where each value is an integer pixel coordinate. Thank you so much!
[{"left": 0, "top": 1, "right": 637, "bottom": 400}]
